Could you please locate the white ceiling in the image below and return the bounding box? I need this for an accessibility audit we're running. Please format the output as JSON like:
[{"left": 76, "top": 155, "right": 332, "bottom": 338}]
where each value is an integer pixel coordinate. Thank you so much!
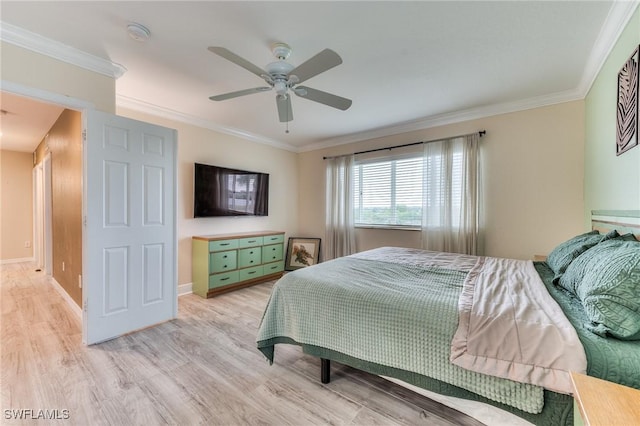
[
  {"left": 0, "top": 1, "right": 637, "bottom": 153},
  {"left": 0, "top": 92, "right": 64, "bottom": 152}
]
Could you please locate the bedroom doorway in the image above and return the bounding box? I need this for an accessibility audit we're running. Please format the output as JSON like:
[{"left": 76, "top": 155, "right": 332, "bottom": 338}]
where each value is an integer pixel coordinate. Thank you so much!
[{"left": 3, "top": 84, "right": 178, "bottom": 346}]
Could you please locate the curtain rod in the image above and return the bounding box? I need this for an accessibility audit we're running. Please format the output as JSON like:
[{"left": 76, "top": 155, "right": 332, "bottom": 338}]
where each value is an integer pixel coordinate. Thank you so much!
[{"left": 322, "top": 130, "right": 486, "bottom": 160}]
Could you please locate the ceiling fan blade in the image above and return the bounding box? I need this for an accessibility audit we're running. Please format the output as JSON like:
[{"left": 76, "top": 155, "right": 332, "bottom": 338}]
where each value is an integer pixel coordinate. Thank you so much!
[
  {"left": 276, "top": 95, "right": 293, "bottom": 122},
  {"left": 208, "top": 46, "right": 266, "bottom": 78},
  {"left": 289, "top": 49, "right": 342, "bottom": 84},
  {"left": 295, "top": 86, "right": 352, "bottom": 111},
  {"left": 209, "top": 87, "right": 271, "bottom": 101}
]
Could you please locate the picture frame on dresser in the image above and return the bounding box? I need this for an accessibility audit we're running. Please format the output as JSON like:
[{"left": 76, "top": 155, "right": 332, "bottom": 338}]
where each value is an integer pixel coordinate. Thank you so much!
[{"left": 285, "top": 237, "right": 321, "bottom": 271}]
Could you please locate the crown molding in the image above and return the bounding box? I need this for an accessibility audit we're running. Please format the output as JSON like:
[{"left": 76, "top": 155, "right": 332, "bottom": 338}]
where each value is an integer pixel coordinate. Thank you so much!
[
  {"left": 577, "top": 1, "right": 639, "bottom": 96},
  {"left": 300, "top": 88, "right": 584, "bottom": 152},
  {"left": 4, "top": 1, "right": 635, "bottom": 154},
  {"left": 116, "top": 95, "right": 298, "bottom": 152},
  {"left": 1, "top": 79, "right": 95, "bottom": 111},
  {"left": 0, "top": 21, "right": 126, "bottom": 79}
]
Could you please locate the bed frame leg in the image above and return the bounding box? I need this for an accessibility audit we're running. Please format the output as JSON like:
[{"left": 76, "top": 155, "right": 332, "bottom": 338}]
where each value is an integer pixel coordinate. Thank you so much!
[{"left": 321, "top": 358, "right": 330, "bottom": 384}]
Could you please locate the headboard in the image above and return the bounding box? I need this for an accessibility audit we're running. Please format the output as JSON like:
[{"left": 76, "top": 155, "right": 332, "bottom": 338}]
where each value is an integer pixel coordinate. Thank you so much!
[{"left": 591, "top": 210, "right": 640, "bottom": 240}]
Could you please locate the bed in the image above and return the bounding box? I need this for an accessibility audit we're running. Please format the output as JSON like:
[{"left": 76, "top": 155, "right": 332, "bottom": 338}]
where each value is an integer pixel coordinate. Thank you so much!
[{"left": 256, "top": 211, "right": 640, "bottom": 425}]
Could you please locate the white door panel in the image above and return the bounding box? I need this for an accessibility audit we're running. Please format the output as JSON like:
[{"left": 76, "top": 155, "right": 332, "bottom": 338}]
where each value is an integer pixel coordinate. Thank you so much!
[{"left": 84, "top": 110, "right": 177, "bottom": 345}]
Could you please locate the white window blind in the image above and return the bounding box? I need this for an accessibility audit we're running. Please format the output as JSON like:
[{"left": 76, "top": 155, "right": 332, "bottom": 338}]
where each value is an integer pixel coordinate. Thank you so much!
[{"left": 354, "top": 152, "right": 463, "bottom": 227}]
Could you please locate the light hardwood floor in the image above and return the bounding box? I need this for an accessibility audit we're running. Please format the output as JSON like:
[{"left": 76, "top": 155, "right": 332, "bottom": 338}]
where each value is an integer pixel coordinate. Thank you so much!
[{"left": 1, "top": 262, "right": 484, "bottom": 426}]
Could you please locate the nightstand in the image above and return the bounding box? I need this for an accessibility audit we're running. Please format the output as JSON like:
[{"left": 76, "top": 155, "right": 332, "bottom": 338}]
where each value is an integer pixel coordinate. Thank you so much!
[{"left": 571, "top": 372, "right": 640, "bottom": 426}]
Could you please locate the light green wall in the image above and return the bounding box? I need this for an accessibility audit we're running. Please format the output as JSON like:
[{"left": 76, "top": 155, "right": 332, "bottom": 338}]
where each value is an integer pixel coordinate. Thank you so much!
[{"left": 585, "top": 7, "right": 640, "bottom": 226}]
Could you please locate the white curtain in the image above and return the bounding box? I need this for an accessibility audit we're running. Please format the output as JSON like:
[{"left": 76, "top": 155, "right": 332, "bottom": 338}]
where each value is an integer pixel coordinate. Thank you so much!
[
  {"left": 325, "top": 155, "right": 356, "bottom": 260},
  {"left": 421, "top": 133, "right": 480, "bottom": 255}
]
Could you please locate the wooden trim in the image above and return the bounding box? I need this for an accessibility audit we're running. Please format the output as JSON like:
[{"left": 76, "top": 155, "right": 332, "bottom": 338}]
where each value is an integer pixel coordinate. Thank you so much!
[
  {"left": 206, "top": 272, "right": 283, "bottom": 298},
  {"left": 571, "top": 372, "right": 640, "bottom": 426},
  {"left": 193, "top": 231, "right": 284, "bottom": 242}
]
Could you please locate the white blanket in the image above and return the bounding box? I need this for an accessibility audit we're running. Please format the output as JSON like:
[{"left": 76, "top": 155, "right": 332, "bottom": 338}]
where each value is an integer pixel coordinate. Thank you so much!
[{"left": 450, "top": 256, "right": 587, "bottom": 394}]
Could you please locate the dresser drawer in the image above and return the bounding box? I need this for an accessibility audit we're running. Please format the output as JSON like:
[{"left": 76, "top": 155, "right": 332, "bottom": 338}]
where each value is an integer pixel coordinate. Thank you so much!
[
  {"left": 210, "top": 250, "right": 237, "bottom": 273},
  {"left": 238, "top": 236, "right": 263, "bottom": 248},
  {"left": 262, "top": 244, "right": 283, "bottom": 263},
  {"left": 264, "top": 260, "right": 284, "bottom": 275},
  {"left": 239, "top": 265, "right": 263, "bottom": 281},
  {"left": 209, "top": 271, "right": 239, "bottom": 288},
  {"left": 238, "top": 247, "right": 262, "bottom": 268},
  {"left": 263, "top": 234, "right": 284, "bottom": 244},
  {"left": 209, "top": 239, "right": 238, "bottom": 252}
]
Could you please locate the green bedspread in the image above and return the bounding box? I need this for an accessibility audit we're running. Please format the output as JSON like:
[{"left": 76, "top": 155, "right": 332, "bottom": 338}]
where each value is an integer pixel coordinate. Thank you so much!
[{"left": 256, "top": 254, "right": 544, "bottom": 414}]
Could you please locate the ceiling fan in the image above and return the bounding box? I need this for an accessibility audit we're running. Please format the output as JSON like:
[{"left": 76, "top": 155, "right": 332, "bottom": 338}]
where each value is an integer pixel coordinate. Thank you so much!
[{"left": 208, "top": 43, "right": 352, "bottom": 123}]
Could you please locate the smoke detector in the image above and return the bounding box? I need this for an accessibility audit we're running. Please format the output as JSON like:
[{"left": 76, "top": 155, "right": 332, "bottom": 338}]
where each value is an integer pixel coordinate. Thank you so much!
[{"left": 127, "top": 23, "right": 150, "bottom": 42}]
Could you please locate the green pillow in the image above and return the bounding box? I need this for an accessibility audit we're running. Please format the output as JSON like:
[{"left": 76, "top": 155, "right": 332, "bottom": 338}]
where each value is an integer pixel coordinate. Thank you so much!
[
  {"left": 558, "top": 232, "right": 623, "bottom": 295},
  {"left": 576, "top": 240, "right": 640, "bottom": 340},
  {"left": 547, "top": 230, "right": 602, "bottom": 283}
]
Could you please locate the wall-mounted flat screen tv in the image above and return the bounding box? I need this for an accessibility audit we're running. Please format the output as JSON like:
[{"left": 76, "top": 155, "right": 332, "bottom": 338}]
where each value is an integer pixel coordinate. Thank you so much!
[{"left": 194, "top": 163, "right": 269, "bottom": 217}]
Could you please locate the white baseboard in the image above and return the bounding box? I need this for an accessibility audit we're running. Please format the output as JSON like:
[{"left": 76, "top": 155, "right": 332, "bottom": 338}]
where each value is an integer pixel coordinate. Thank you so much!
[
  {"left": 1, "top": 257, "right": 35, "bottom": 265},
  {"left": 178, "top": 282, "right": 192, "bottom": 296},
  {"left": 50, "top": 277, "right": 82, "bottom": 320}
]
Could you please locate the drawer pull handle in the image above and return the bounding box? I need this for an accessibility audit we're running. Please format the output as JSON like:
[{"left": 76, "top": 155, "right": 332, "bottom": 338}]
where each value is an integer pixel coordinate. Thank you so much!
[
  {"left": 220, "top": 243, "right": 230, "bottom": 246},
  {"left": 223, "top": 255, "right": 227, "bottom": 258},
  {"left": 248, "top": 240, "right": 256, "bottom": 243},
  {"left": 223, "top": 265, "right": 227, "bottom": 268},
  {"left": 248, "top": 271, "right": 256, "bottom": 275},
  {"left": 250, "top": 251, "right": 253, "bottom": 254},
  {"left": 221, "top": 277, "right": 229, "bottom": 281},
  {"left": 250, "top": 260, "right": 254, "bottom": 264},
  {"left": 272, "top": 256, "right": 276, "bottom": 259}
]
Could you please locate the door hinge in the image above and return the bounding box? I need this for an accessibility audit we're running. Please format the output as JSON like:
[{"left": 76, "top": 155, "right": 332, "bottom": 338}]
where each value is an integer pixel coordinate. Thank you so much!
[
  {"left": 82, "top": 129, "right": 87, "bottom": 142},
  {"left": 83, "top": 299, "right": 88, "bottom": 312},
  {"left": 83, "top": 216, "right": 87, "bottom": 226}
]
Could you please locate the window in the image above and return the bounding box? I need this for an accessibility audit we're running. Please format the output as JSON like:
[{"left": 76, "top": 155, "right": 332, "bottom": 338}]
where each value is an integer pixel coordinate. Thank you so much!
[{"left": 353, "top": 152, "right": 463, "bottom": 228}]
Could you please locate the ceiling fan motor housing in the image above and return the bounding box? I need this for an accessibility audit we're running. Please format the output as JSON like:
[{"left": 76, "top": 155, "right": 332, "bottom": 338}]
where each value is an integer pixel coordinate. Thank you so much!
[
  {"left": 266, "top": 61, "right": 294, "bottom": 79},
  {"left": 265, "top": 60, "right": 295, "bottom": 95}
]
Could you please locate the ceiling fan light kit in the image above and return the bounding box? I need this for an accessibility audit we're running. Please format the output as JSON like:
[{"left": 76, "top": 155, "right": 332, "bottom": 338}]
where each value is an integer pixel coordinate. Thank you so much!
[{"left": 208, "top": 42, "right": 352, "bottom": 129}]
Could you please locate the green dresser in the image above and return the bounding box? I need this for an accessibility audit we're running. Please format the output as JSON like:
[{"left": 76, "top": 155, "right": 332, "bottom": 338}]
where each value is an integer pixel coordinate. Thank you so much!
[{"left": 192, "top": 231, "right": 285, "bottom": 298}]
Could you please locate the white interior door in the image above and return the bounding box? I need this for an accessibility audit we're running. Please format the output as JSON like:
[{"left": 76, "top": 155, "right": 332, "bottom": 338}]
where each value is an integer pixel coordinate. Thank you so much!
[{"left": 83, "top": 110, "right": 177, "bottom": 345}]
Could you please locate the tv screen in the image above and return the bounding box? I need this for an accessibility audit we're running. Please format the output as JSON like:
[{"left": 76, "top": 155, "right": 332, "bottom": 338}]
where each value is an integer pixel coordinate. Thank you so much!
[{"left": 194, "top": 163, "right": 269, "bottom": 217}]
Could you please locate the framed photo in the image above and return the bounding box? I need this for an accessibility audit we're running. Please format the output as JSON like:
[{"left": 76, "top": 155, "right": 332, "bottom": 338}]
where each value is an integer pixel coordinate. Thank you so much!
[
  {"left": 616, "top": 44, "right": 639, "bottom": 156},
  {"left": 285, "top": 238, "right": 321, "bottom": 271}
]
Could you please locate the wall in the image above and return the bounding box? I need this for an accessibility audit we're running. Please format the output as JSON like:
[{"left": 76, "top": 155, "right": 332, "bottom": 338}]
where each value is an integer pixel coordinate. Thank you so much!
[
  {"left": 585, "top": 7, "right": 640, "bottom": 223},
  {"left": 0, "top": 42, "right": 116, "bottom": 113},
  {"left": 34, "top": 110, "right": 83, "bottom": 306},
  {"left": 1, "top": 41, "right": 118, "bottom": 304},
  {"left": 0, "top": 150, "right": 34, "bottom": 261},
  {"left": 298, "top": 101, "right": 585, "bottom": 260},
  {"left": 117, "top": 107, "right": 299, "bottom": 286}
]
